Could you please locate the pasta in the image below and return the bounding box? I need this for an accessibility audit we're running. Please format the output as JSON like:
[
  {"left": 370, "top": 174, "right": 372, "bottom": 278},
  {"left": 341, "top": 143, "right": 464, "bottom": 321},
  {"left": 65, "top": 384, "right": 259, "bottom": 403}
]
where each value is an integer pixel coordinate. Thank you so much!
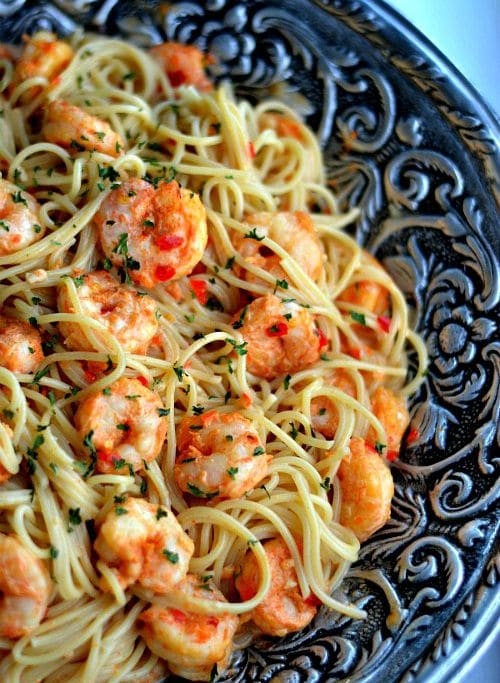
[{"left": 0, "top": 31, "right": 427, "bottom": 682}]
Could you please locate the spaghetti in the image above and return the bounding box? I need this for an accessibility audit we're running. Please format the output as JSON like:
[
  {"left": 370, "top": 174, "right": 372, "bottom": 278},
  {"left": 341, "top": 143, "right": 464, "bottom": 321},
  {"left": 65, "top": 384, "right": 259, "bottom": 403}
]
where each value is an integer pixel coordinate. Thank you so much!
[{"left": 0, "top": 31, "right": 427, "bottom": 682}]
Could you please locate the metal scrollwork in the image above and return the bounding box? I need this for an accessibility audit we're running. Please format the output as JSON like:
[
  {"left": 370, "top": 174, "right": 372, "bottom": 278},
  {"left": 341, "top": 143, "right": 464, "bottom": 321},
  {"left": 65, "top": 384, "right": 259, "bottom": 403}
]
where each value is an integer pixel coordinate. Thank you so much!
[{"left": 0, "top": 1, "right": 498, "bottom": 682}]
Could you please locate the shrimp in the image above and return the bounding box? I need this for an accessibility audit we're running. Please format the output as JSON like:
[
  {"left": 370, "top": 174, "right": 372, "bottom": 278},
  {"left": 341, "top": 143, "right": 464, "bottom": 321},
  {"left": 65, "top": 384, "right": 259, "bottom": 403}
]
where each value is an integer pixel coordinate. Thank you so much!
[
  {"left": 0, "top": 179, "right": 45, "bottom": 255},
  {"left": 43, "top": 101, "right": 124, "bottom": 157},
  {"left": 0, "top": 533, "right": 52, "bottom": 638},
  {"left": 139, "top": 574, "right": 239, "bottom": 681},
  {"left": 236, "top": 294, "right": 321, "bottom": 380},
  {"left": 0, "top": 313, "right": 43, "bottom": 374},
  {"left": 235, "top": 537, "right": 317, "bottom": 637},
  {"left": 95, "top": 497, "right": 193, "bottom": 592},
  {"left": 310, "top": 368, "right": 357, "bottom": 439},
  {"left": 94, "top": 178, "right": 207, "bottom": 289},
  {"left": 57, "top": 270, "right": 158, "bottom": 354},
  {"left": 11, "top": 32, "right": 73, "bottom": 103},
  {"left": 150, "top": 42, "right": 213, "bottom": 92},
  {"left": 367, "top": 386, "right": 409, "bottom": 456},
  {"left": 74, "top": 377, "right": 168, "bottom": 474},
  {"left": 232, "top": 212, "right": 324, "bottom": 287},
  {"left": 337, "top": 437, "right": 394, "bottom": 542},
  {"left": 337, "top": 251, "right": 390, "bottom": 316},
  {"left": 259, "top": 112, "right": 304, "bottom": 141},
  {"left": 175, "top": 409, "right": 270, "bottom": 500}
]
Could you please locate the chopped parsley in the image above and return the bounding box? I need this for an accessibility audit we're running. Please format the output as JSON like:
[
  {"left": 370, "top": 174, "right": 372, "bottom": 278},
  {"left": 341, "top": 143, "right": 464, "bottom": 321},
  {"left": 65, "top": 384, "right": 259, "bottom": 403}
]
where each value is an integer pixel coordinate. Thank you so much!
[
  {"left": 227, "top": 467, "right": 238, "bottom": 479},
  {"left": 244, "top": 228, "right": 265, "bottom": 241},
  {"left": 156, "top": 507, "right": 168, "bottom": 520},
  {"left": 253, "top": 446, "right": 265, "bottom": 456},
  {"left": 68, "top": 508, "right": 82, "bottom": 526},
  {"left": 350, "top": 310, "right": 366, "bottom": 325},
  {"left": 232, "top": 305, "right": 248, "bottom": 330},
  {"left": 162, "top": 549, "right": 179, "bottom": 564}
]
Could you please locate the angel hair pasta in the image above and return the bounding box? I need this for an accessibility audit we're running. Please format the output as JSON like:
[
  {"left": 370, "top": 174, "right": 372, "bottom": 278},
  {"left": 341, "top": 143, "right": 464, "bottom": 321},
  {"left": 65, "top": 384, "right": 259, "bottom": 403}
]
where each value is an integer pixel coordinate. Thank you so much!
[{"left": 0, "top": 31, "right": 427, "bottom": 682}]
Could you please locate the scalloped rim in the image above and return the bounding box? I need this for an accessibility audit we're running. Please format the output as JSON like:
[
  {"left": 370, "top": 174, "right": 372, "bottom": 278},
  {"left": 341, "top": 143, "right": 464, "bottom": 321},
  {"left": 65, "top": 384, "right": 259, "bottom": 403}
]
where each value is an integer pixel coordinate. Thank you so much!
[{"left": 361, "top": 2, "right": 500, "bottom": 681}]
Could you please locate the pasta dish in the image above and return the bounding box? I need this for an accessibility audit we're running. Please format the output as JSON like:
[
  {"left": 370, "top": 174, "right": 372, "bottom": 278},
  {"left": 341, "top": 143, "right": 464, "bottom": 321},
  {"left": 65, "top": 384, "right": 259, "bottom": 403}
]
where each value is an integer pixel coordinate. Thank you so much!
[{"left": 0, "top": 32, "right": 427, "bottom": 682}]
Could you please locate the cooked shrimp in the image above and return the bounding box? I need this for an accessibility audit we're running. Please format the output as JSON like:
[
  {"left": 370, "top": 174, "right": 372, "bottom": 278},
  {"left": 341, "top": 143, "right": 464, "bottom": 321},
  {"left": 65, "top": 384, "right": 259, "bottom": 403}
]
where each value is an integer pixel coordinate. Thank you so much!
[
  {"left": 337, "top": 251, "right": 390, "bottom": 316},
  {"left": 94, "top": 178, "right": 207, "bottom": 289},
  {"left": 12, "top": 32, "right": 73, "bottom": 102},
  {"left": 139, "top": 574, "right": 239, "bottom": 681},
  {"left": 95, "top": 497, "right": 193, "bottom": 592},
  {"left": 150, "top": 42, "right": 213, "bottom": 92},
  {"left": 175, "top": 410, "right": 270, "bottom": 500},
  {"left": 0, "top": 179, "right": 45, "bottom": 255},
  {"left": 74, "top": 377, "right": 168, "bottom": 474},
  {"left": 236, "top": 294, "right": 321, "bottom": 380},
  {"left": 43, "top": 101, "right": 124, "bottom": 157},
  {"left": 0, "top": 533, "right": 52, "bottom": 638},
  {"left": 337, "top": 437, "right": 394, "bottom": 542},
  {"left": 259, "top": 113, "right": 304, "bottom": 141},
  {"left": 367, "top": 386, "right": 409, "bottom": 456},
  {"left": 57, "top": 270, "right": 158, "bottom": 354},
  {"left": 236, "top": 537, "right": 317, "bottom": 637},
  {"left": 310, "top": 368, "right": 357, "bottom": 439},
  {"left": 232, "top": 212, "right": 324, "bottom": 287},
  {"left": 0, "top": 313, "right": 43, "bottom": 373}
]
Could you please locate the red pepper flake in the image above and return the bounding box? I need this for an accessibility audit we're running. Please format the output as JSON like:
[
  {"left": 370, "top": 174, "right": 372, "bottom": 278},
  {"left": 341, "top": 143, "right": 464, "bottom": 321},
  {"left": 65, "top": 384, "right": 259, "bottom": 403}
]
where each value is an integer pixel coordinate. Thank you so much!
[
  {"left": 137, "top": 376, "right": 149, "bottom": 387},
  {"left": 366, "top": 443, "right": 378, "bottom": 456},
  {"left": 155, "top": 265, "right": 176, "bottom": 282},
  {"left": 170, "top": 608, "right": 187, "bottom": 623},
  {"left": 407, "top": 428, "right": 419, "bottom": 444},
  {"left": 207, "top": 616, "right": 219, "bottom": 627},
  {"left": 386, "top": 450, "right": 399, "bottom": 462},
  {"left": 316, "top": 327, "right": 329, "bottom": 349},
  {"left": 248, "top": 141, "right": 256, "bottom": 158},
  {"left": 189, "top": 278, "right": 208, "bottom": 305},
  {"left": 167, "top": 70, "right": 186, "bottom": 87},
  {"left": 266, "top": 322, "right": 288, "bottom": 337},
  {"left": 304, "top": 593, "right": 321, "bottom": 608},
  {"left": 377, "top": 315, "right": 391, "bottom": 333},
  {"left": 155, "top": 234, "right": 184, "bottom": 250}
]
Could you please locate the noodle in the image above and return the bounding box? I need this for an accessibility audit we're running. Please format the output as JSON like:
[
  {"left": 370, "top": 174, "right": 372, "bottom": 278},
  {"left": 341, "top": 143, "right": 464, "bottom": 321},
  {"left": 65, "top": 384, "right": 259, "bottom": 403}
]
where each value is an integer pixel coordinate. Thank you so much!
[{"left": 0, "top": 32, "right": 427, "bottom": 682}]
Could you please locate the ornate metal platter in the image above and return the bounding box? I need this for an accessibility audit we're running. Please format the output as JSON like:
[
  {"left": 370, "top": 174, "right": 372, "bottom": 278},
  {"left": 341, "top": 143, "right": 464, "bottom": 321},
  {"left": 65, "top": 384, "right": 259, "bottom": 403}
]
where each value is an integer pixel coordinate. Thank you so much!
[{"left": 0, "top": 1, "right": 498, "bottom": 681}]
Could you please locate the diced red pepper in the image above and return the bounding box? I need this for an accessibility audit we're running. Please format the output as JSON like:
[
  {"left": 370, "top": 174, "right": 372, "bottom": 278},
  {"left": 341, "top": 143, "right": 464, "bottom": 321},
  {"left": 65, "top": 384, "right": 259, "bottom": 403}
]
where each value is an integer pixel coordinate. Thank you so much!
[
  {"left": 304, "top": 593, "right": 321, "bottom": 607},
  {"left": 84, "top": 368, "right": 97, "bottom": 384},
  {"left": 386, "top": 450, "right": 399, "bottom": 462},
  {"left": 348, "top": 347, "right": 362, "bottom": 360},
  {"left": 240, "top": 392, "right": 252, "bottom": 408},
  {"left": 248, "top": 141, "right": 256, "bottom": 158},
  {"left": 97, "top": 450, "right": 114, "bottom": 464},
  {"left": 189, "top": 278, "right": 208, "bottom": 305},
  {"left": 191, "top": 261, "right": 207, "bottom": 275},
  {"left": 407, "top": 428, "right": 419, "bottom": 444},
  {"left": 167, "top": 70, "right": 186, "bottom": 87},
  {"left": 155, "top": 234, "right": 184, "bottom": 250},
  {"left": 316, "top": 327, "right": 329, "bottom": 349},
  {"left": 137, "top": 376, "right": 149, "bottom": 387},
  {"left": 377, "top": 315, "right": 391, "bottom": 333},
  {"left": 155, "top": 265, "right": 176, "bottom": 282},
  {"left": 266, "top": 322, "right": 288, "bottom": 337},
  {"left": 170, "top": 608, "right": 187, "bottom": 623}
]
